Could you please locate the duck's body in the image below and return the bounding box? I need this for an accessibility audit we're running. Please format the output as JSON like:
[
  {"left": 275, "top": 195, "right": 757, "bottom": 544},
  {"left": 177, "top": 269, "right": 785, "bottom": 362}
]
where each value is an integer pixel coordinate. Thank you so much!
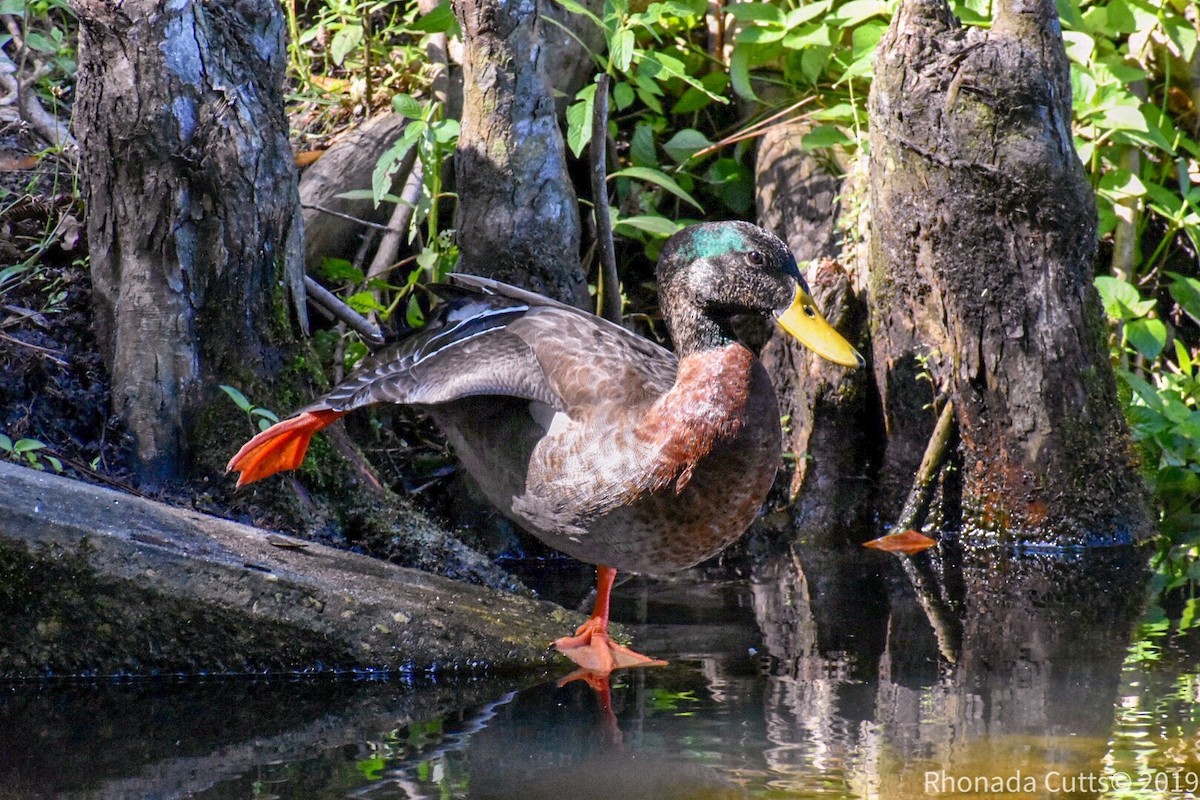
[{"left": 229, "top": 221, "right": 861, "bottom": 674}]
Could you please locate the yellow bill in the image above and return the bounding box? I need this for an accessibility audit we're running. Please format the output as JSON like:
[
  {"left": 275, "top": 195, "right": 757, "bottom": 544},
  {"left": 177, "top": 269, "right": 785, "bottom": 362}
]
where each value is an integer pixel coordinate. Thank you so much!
[{"left": 774, "top": 287, "right": 864, "bottom": 367}]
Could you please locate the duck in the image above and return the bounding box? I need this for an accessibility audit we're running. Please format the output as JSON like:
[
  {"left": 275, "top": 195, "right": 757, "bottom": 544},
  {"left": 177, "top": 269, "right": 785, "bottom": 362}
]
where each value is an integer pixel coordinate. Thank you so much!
[{"left": 227, "top": 220, "right": 862, "bottom": 675}]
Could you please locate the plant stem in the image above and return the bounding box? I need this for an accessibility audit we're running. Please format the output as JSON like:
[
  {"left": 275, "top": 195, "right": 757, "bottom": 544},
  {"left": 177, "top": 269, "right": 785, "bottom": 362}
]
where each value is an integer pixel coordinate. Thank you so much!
[{"left": 591, "top": 73, "right": 621, "bottom": 324}]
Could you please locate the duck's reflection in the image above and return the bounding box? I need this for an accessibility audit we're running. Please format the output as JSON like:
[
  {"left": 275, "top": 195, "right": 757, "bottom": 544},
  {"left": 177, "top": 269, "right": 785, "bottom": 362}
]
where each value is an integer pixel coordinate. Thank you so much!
[
  {"left": 556, "top": 667, "right": 624, "bottom": 747},
  {"left": 465, "top": 665, "right": 747, "bottom": 800}
]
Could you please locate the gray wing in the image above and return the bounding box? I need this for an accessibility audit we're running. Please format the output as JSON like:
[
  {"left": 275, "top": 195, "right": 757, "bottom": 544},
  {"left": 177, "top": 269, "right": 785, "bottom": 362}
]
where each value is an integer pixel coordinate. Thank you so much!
[
  {"left": 301, "top": 294, "right": 562, "bottom": 414},
  {"left": 301, "top": 275, "right": 678, "bottom": 417}
]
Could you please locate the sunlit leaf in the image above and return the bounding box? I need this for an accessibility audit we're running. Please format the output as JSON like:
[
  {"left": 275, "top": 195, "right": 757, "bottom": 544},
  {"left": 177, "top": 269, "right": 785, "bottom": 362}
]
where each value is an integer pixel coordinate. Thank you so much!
[
  {"left": 1127, "top": 318, "right": 1167, "bottom": 360},
  {"left": 663, "top": 128, "right": 713, "bottom": 162},
  {"left": 219, "top": 385, "right": 254, "bottom": 413},
  {"left": 614, "top": 214, "right": 683, "bottom": 236},
  {"left": 610, "top": 166, "right": 704, "bottom": 210},
  {"left": 329, "top": 25, "right": 363, "bottom": 66},
  {"left": 411, "top": 1, "right": 459, "bottom": 34},
  {"left": 1168, "top": 272, "right": 1200, "bottom": 325}
]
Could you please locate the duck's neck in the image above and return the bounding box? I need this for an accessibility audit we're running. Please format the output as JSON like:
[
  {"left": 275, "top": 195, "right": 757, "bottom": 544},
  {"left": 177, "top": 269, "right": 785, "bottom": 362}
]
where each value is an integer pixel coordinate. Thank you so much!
[{"left": 662, "top": 299, "right": 736, "bottom": 357}]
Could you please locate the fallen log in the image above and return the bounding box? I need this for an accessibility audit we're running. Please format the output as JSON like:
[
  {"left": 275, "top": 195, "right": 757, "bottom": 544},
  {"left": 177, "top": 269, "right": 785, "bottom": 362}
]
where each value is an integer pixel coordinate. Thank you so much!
[{"left": 0, "top": 461, "right": 573, "bottom": 678}]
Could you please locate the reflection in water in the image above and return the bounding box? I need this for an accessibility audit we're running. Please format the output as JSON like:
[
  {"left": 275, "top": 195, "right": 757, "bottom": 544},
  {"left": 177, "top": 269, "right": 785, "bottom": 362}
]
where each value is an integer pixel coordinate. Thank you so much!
[{"left": 4, "top": 544, "right": 1200, "bottom": 799}]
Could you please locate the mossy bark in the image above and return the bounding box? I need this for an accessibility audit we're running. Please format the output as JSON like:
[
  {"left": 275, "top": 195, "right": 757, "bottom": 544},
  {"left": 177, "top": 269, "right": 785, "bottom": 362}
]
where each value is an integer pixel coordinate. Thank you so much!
[
  {"left": 755, "top": 123, "right": 879, "bottom": 543},
  {"left": 452, "top": 0, "right": 587, "bottom": 305},
  {"left": 867, "top": 0, "right": 1153, "bottom": 544},
  {"left": 72, "top": 0, "right": 306, "bottom": 487}
]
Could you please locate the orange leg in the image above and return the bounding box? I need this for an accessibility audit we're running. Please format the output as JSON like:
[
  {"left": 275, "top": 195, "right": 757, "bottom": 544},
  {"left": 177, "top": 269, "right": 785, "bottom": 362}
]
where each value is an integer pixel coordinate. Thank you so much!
[{"left": 553, "top": 566, "right": 667, "bottom": 675}]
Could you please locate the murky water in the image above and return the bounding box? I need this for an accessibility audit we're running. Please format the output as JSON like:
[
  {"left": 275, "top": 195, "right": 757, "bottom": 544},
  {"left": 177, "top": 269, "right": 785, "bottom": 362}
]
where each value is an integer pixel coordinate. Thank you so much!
[{"left": 3, "top": 543, "right": 1199, "bottom": 799}]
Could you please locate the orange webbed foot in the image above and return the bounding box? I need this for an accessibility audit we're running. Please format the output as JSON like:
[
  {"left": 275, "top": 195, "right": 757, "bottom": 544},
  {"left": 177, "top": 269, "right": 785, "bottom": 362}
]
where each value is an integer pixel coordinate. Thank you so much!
[
  {"left": 554, "top": 616, "right": 668, "bottom": 676},
  {"left": 226, "top": 409, "right": 346, "bottom": 487}
]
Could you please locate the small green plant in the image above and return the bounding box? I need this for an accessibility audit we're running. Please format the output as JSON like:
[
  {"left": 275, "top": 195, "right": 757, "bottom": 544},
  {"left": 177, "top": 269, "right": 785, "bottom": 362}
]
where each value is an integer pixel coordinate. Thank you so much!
[
  {"left": 0, "top": 433, "right": 62, "bottom": 472},
  {"left": 219, "top": 385, "right": 281, "bottom": 433},
  {"left": 1095, "top": 274, "right": 1200, "bottom": 579}
]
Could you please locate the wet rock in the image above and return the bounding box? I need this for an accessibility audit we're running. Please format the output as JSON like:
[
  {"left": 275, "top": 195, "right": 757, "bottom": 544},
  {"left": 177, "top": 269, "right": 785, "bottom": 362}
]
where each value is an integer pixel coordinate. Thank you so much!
[{"left": 0, "top": 460, "right": 575, "bottom": 678}]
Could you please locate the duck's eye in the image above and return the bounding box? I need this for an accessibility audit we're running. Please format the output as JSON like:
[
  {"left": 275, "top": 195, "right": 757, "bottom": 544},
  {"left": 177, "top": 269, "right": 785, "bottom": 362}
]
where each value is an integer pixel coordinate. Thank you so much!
[{"left": 746, "top": 250, "right": 765, "bottom": 266}]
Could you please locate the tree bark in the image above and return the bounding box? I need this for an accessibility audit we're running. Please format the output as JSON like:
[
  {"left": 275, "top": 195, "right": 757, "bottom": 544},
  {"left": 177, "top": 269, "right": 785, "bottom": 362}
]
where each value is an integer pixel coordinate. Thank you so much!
[
  {"left": 755, "top": 123, "right": 878, "bottom": 541},
  {"left": 72, "top": 0, "right": 305, "bottom": 486},
  {"left": 868, "top": 0, "right": 1153, "bottom": 543},
  {"left": 452, "top": 0, "right": 587, "bottom": 305}
]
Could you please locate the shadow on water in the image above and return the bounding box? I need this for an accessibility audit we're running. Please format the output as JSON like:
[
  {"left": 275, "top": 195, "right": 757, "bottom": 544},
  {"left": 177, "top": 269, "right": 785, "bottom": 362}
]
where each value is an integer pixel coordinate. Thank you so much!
[{"left": 5, "top": 541, "right": 1200, "bottom": 799}]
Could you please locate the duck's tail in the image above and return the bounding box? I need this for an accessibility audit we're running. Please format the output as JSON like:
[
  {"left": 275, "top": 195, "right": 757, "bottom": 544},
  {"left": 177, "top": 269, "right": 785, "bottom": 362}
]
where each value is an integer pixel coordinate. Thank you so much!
[{"left": 226, "top": 409, "right": 347, "bottom": 487}]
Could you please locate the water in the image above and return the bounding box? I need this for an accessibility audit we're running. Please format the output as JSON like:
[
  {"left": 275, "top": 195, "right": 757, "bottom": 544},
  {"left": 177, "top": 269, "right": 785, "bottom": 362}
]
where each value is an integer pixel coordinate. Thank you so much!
[{"left": 3, "top": 542, "right": 1199, "bottom": 799}]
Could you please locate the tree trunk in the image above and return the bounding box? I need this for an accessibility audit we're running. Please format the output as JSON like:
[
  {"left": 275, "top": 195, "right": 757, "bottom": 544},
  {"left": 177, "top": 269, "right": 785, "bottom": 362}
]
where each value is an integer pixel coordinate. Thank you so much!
[
  {"left": 756, "top": 124, "right": 878, "bottom": 541},
  {"left": 868, "top": 0, "right": 1152, "bottom": 543},
  {"left": 72, "top": 0, "right": 305, "bottom": 486},
  {"left": 452, "top": 0, "right": 587, "bottom": 305}
]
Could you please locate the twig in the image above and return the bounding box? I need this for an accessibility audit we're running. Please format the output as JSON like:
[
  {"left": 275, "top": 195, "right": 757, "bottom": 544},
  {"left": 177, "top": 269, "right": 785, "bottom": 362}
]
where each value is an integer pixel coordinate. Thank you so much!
[
  {"left": 0, "top": 45, "right": 75, "bottom": 150},
  {"left": 42, "top": 448, "right": 147, "bottom": 498},
  {"left": 300, "top": 203, "right": 396, "bottom": 232},
  {"left": 366, "top": 158, "right": 423, "bottom": 292},
  {"left": 895, "top": 397, "right": 956, "bottom": 533},
  {"left": 302, "top": 275, "right": 386, "bottom": 347},
  {"left": 590, "top": 73, "right": 621, "bottom": 325},
  {"left": 692, "top": 97, "right": 816, "bottom": 160},
  {"left": 893, "top": 398, "right": 961, "bottom": 663},
  {"left": 707, "top": 0, "right": 726, "bottom": 64},
  {"left": 0, "top": 331, "right": 67, "bottom": 365}
]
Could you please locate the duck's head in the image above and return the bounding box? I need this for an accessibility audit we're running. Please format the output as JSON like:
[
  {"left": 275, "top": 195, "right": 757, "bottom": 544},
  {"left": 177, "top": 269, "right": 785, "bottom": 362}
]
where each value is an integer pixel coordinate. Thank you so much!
[{"left": 657, "top": 221, "right": 863, "bottom": 367}]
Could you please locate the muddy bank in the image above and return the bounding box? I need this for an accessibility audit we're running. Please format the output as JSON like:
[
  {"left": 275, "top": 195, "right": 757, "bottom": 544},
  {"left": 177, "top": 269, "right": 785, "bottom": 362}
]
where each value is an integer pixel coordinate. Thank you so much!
[{"left": 0, "top": 460, "right": 575, "bottom": 678}]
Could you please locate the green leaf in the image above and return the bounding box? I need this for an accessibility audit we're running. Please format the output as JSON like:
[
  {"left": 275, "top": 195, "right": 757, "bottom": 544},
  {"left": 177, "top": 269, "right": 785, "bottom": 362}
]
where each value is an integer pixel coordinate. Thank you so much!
[
  {"left": 611, "top": 28, "right": 635, "bottom": 72},
  {"left": 552, "top": 0, "right": 605, "bottom": 29},
  {"left": 827, "top": 0, "right": 888, "bottom": 26},
  {"left": 671, "top": 72, "right": 728, "bottom": 114},
  {"left": 250, "top": 407, "right": 281, "bottom": 424},
  {"left": 730, "top": 45, "right": 756, "bottom": 100},
  {"left": 784, "top": 1, "right": 831, "bottom": 28},
  {"left": 406, "top": 294, "right": 425, "bottom": 328},
  {"left": 1126, "top": 318, "right": 1167, "bottom": 360},
  {"left": 1168, "top": 272, "right": 1200, "bottom": 325},
  {"left": 0, "top": 434, "right": 12, "bottom": 453},
  {"left": 725, "top": 2, "right": 782, "bottom": 23},
  {"left": 24, "top": 31, "right": 59, "bottom": 55},
  {"left": 371, "top": 123, "right": 423, "bottom": 204},
  {"left": 610, "top": 166, "right": 704, "bottom": 210},
  {"left": 1061, "top": 30, "right": 1095, "bottom": 65},
  {"left": 1055, "top": 0, "right": 1086, "bottom": 30},
  {"left": 0, "top": 0, "right": 25, "bottom": 14},
  {"left": 412, "top": 1, "right": 458, "bottom": 33},
  {"left": 319, "top": 258, "right": 365, "bottom": 283},
  {"left": 630, "top": 123, "right": 657, "bottom": 167},
  {"left": 431, "top": 118, "right": 460, "bottom": 144},
  {"left": 13, "top": 439, "right": 45, "bottom": 454},
  {"left": 614, "top": 214, "right": 684, "bottom": 237},
  {"left": 663, "top": 128, "right": 713, "bottom": 162},
  {"left": 737, "top": 24, "right": 786, "bottom": 44},
  {"left": 1097, "top": 169, "right": 1147, "bottom": 201},
  {"left": 392, "top": 93, "right": 423, "bottom": 120},
  {"left": 801, "top": 125, "right": 852, "bottom": 150},
  {"left": 1095, "top": 275, "right": 1153, "bottom": 320},
  {"left": 220, "top": 385, "right": 254, "bottom": 413},
  {"left": 636, "top": 51, "right": 724, "bottom": 100},
  {"left": 1096, "top": 103, "right": 1149, "bottom": 133},
  {"left": 347, "top": 291, "right": 387, "bottom": 314},
  {"left": 565, "top": 84, "right": 597, "bottom": 158},
  {"left": 46, "top": 456, "right": 62, "bottom": 473},
  {"left": 783, "top": 23, "right": 832, "bottom": 49},
  {"left": 330, "top": 25, "right": 363, "bottom": 67},
  {"left": 613, "top": 80, "right": 635, "bottom": 110}
]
